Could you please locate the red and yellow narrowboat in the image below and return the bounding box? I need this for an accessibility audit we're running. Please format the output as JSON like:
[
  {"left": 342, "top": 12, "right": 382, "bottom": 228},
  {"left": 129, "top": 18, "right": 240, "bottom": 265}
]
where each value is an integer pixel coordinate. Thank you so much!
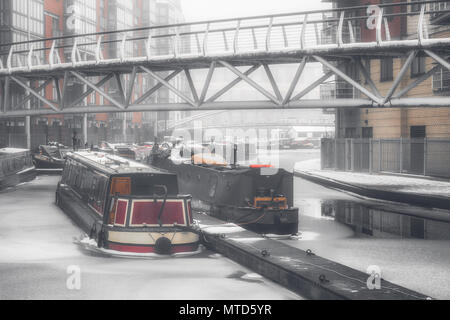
[{"left": 56, "top": 151, "right": 199, "bottom": 255}]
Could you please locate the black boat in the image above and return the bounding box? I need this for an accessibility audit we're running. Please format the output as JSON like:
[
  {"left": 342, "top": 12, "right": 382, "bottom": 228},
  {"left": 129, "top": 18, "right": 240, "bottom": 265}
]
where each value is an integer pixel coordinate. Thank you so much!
[
  {"left": 0, "top": 147, "right": 36, "bottom": 189},
  {"left": 32, "top": 145, "right": 67, "bottom": 171},
  {"left": 150, "top": 146, "right": 299, "bottom": 235}
]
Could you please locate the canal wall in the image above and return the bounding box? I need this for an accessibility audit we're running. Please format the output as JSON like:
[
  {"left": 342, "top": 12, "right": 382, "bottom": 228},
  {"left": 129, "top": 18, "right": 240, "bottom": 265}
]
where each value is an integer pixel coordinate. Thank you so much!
[{"left": 196, "top": 214, "right": 431, "bottom": 300}]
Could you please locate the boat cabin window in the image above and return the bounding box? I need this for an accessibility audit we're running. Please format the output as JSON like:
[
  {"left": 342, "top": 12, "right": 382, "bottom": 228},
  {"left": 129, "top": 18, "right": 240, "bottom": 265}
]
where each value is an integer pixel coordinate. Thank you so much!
[
  {"left": 62, "top": 158, "right": 109, "bottom": 215},
  {"left": 110, "top": 177, "right": 131, "bottom": 195}
]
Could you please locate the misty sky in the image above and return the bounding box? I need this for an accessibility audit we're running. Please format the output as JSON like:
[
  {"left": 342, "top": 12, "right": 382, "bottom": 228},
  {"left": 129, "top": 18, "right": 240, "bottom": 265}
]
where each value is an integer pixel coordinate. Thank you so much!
[{"left": 180, "top": 0, "right": 331, "bottom": 22}]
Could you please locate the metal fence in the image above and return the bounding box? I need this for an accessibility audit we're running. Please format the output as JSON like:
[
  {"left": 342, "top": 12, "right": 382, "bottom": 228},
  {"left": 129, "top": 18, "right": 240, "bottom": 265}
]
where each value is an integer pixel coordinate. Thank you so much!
[{"left": 321, "top": 138, "right": 450, "bottom": 178}]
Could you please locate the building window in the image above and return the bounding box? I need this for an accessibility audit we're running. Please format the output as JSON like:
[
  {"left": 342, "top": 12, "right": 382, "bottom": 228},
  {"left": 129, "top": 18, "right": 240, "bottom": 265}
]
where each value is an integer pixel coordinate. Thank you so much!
[
  {"left": 381, "top": 0, "right": 394, "bottom": 22},
  {"left": 362, "top": 127, "right": 373, "bottom": 139},
  {"left": 411, "top": 0, "right": 421, "bottom": 13},
  {"left": 380, "top": 57, "right": 393, "bottom": 82},
  {"left": 432, "top": 67, "right": 450, "bottom": 93},
  {"left": 52, "top": 16, "right": 61, "bottom": 37},
  {"left": 344, "top": 127, "right": 357, "bottom": 139},
  {"left": 363, "top": 59, "right": 371, "bottom": 84},
  {"left": 411, "top": 56, "right": 426, "bottom": 77}
]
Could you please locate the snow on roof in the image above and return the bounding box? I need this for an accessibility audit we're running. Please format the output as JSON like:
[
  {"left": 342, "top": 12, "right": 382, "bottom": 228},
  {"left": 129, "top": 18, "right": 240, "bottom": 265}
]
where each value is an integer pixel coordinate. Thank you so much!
[
  {"left": 67, "top": 151, "right": 171, "bottom": 175},
  {"left": 73, "top": 151, "right": 148, "bottom": 168}
]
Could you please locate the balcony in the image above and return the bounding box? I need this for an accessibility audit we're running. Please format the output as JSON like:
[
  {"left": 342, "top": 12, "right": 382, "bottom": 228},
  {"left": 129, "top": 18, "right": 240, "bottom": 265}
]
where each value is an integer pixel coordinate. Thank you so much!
[
  {"left": 320, "top": 80, "right": 361, "bottom": 100},
  {"left": 429, "top": 2, "right": 450, "bottom": 25}
]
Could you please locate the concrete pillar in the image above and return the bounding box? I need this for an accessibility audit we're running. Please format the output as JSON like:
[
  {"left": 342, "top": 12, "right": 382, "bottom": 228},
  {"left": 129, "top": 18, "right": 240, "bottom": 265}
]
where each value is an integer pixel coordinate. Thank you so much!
[
  {"left": 26, "top": 0, "right": 31, "bottom": 150},
  {"left": 82, "top": 114, "right": 88, "bottom": 146},
  {"left": 154, "top": 113, "right": 158, "bottom": 141},
  {"left": 26, "top": 80, "right": 31, "bottom": 149},
  {"left": 25, "top": 116, "right": 31, "bottom": 149},
  {"left": 83, "top": 83, "right": 88, "bottom": 146}
]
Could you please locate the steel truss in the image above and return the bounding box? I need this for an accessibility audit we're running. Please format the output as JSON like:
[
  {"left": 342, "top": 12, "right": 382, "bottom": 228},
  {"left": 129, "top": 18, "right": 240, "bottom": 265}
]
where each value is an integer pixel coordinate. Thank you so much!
[{"left": 1, "top": 2, "right": 450, "bottom": 119}]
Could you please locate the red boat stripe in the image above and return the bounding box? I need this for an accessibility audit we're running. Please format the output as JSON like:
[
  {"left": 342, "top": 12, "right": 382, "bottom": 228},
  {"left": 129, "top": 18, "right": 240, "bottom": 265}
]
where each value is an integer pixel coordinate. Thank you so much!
[{"left": 107, "top": 242, "right": 199, "bottom": 254}]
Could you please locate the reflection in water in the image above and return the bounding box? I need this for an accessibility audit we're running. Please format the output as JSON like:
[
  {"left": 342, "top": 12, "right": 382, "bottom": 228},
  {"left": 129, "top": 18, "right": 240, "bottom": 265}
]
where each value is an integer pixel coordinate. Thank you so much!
[{"left": 321, "top": 200, "right": 450, "bottom": 240}]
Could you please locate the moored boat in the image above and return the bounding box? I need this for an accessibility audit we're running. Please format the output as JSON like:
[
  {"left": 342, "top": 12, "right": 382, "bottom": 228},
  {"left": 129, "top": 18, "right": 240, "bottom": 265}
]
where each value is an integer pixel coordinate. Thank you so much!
[
  {"left": 32, "top": 145, "right": 67, "bottom": 171},
  {"left": 150, "top": 147, "right": 299, "bottom": 235},
  {"left": 56, "top": 151, "right": 199, "bottom": 255},
  {"left": 0, "top": 147, "right": 36, "bottom": 189}
]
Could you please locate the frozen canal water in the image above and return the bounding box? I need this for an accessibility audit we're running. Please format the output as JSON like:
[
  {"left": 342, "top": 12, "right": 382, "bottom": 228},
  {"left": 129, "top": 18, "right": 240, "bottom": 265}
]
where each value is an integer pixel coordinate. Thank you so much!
[
  {"left": 3, "top": 148, "right": 450, "bottom": 300},
  {"left": 281, "top": 150, "right": 450, "bottom": 300},
  {"left": 0, "top": 175, "right": 300, "bottom": 300}
]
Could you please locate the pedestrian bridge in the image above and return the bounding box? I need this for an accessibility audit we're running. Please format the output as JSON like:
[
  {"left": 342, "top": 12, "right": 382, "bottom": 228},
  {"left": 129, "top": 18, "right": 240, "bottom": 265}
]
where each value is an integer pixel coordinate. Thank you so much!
[{"left": 1, "top": 0, "right": 450, "bottom": 119}]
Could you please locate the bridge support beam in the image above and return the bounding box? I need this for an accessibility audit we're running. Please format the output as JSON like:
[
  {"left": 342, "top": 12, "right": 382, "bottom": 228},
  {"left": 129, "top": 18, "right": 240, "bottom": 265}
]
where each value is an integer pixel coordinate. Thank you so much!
[
  {"left": 25, "top": 116, "right": 31, "bottom": 149},
  {"left": 123, "top": 117, "right": 127, "bottom": 143}
]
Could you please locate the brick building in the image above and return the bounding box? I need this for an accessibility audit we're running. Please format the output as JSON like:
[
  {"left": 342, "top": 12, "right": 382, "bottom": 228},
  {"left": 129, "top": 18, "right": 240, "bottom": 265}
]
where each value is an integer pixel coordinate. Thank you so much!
[
  {"left": 321, "top": 0, "right": 450, "bottom": 177},
  {"left": 323, "top": 0, "right": 450, "bottom": 140},
  {"left": 0, "top": 0, "right": 186, "bottom": 149}
]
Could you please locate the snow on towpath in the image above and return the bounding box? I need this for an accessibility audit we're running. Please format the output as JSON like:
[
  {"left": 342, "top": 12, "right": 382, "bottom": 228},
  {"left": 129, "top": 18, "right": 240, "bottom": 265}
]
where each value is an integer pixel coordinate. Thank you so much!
[{"left": 294, "top": 158, "right": 450, "bottom": 198}]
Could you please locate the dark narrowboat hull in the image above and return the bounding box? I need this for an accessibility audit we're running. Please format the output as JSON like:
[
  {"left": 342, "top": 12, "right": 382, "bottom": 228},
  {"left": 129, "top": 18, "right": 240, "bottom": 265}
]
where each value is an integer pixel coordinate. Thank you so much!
[
  {"left": 32, "top": 156, "right": 65, "bottom": 170},
  {"left": 152, "top": 157, "right": 299, "bottom": 235},
  {"left": 56, "top": 182, "right": 200, "bottom": 254},
  {"left": 0, "top": 148, "right": 36, "bottom": 190},
  {"left": 0, "top": 167, "right": 36, "bottom": 190}
]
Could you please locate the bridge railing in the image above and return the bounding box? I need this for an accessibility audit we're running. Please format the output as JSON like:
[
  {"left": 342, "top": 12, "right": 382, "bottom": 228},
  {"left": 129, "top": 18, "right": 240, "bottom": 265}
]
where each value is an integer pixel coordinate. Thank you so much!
[{"left": 0, "top": 1, "right": 449, "bottom": 75}]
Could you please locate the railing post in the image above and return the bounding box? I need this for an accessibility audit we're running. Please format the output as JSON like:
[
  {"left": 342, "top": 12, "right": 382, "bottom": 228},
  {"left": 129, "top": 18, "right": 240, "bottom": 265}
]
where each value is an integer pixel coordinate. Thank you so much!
[
  {"left": 379, "top": 139, "right": 382, "bottom": 172},
  {"left": 334, "top": 138, "right": 338, "bottom": 169},
  {"left": 300, "top": 14, "right": 308, "bottom": 49},
  {"left": 265, "top": 17, "right": 273, "bottom": 52},
  {"left": 399, "top": 137, "right": 403, "bottom": 173},
  {"left": 423, "top": 137, "right": 428, "bottom": 176},
  {"left": 233, "top": 20, "right": 240, "bottom": 54},
  {"left": 321, "top": 141, "right": 325, "bottom": 170},
  {"left": 173, "top": 27, "right": 180, "bottom": 57},
  {"left": 369, "top": 138, "right": 373, "bottom": 174},
  {"left": 351, "top": 138, "right": 355, "bottom": 171},
  {"left": 203, "top": 23, "right": 210, "bottom": 56},
  {"left": 337, "top": 11, "right": 345, "bottom": 47}
]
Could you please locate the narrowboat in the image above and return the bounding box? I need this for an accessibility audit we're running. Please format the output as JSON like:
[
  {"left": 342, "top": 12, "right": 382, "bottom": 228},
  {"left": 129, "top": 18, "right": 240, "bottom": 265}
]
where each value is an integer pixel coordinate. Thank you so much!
[
  {"left": 56, "top": 151, "right": 199, "bottom": 255},
  {"left": 0, "top": 147, "right": 36, "bottom": 189},
  {"left": 150, "top": 147, "right": 299, "bottom": 235},
  {"left": 114, "top": 144, "right": 137, "bottom": 160},
  {"left": 32, "top": 145, "right": 67, "bottom": 171}
]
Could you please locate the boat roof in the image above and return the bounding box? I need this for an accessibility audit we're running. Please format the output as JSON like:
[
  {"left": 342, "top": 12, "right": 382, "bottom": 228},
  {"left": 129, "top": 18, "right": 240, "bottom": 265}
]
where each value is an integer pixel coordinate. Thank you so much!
[
  {"left": 67, "top": 151, "right": 173, "bottom": 176},
  {"left": 0, "top": 147, "right": 29, "bottom": 155}
]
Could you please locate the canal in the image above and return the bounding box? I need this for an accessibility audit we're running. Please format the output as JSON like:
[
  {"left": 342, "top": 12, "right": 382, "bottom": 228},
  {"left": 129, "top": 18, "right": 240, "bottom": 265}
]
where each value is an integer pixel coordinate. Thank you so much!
[
  {"left": 1, "top": 148, "right": 450, "bottom": 299},
  {"left": 0, "top": 175, "right": 300, "bottom": 300},
  {"left": 281, "top": 149, "right": 450, "bottom": 300}
]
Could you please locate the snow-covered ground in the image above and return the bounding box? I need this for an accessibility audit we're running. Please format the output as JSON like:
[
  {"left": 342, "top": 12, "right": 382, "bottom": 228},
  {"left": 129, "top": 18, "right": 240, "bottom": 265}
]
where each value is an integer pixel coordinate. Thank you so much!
[{"left": 295, "top": 161, "right": 450, "bottom": 198}]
